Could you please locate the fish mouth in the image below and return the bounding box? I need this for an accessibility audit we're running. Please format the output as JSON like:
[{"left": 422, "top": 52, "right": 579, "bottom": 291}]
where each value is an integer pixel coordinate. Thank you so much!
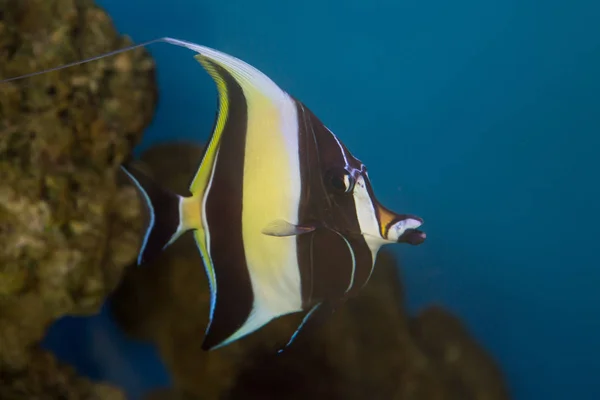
[{"left": 397, "top": 228, "right": 426, "bottom": 245}]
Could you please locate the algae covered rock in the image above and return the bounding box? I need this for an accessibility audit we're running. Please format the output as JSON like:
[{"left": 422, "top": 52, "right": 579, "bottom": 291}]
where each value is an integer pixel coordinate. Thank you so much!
[
  {"left": 0, "top": 351, "right": 126, "bottom": 400},
  {"left": 0, "top": 0, "right": 156, "bottom": 396},
  {"left": 112, "top": 143, "right": 511, "bottom": 400}
]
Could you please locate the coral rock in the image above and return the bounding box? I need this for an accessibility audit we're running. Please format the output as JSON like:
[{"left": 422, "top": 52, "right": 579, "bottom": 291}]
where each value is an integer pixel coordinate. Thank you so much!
[{"left": 0, "top": 0, "right": 157, "bottom": 397}]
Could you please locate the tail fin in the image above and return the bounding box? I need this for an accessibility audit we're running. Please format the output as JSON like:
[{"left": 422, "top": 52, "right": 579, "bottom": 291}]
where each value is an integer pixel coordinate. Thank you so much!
[{"left": 121, "top": 163, "right": 188, "bottom": 266}]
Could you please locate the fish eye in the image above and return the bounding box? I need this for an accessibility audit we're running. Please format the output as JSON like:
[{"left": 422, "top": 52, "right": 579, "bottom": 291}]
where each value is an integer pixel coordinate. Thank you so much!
[{"left": 327, "top": 168, "right": 355, "bottom": 194}]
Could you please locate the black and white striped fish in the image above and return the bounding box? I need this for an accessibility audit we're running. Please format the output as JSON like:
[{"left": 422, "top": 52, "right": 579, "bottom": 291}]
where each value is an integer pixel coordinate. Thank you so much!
[{"left": 2, "top": 37, "right": 426, "bottom": 352}]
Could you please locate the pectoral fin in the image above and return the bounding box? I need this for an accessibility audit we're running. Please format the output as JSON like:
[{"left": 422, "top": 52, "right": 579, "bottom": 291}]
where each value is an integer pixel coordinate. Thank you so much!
[
  {"left": 277, "top": 301, "right": 340, "bottom": 353},
  {"left": 262, "top": 219, "right": 316, "bottom": 237}
]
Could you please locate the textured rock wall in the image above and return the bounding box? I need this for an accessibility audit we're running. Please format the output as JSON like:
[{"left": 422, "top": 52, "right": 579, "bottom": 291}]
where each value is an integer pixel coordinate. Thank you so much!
[{"left": 0, "top": 0, "right": 156, "bottom": 398}]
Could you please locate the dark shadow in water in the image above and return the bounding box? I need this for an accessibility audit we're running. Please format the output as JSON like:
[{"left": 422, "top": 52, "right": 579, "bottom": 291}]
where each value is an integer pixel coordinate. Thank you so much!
[{"left": 42, "top": 300, "right": 172, "bottom": 400}]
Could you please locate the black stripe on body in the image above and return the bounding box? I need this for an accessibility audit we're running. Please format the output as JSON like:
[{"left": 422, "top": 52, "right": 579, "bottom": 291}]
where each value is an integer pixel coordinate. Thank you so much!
[
  {"left": 293, "top": 101, "right": 375, "bottom": 306},
  {"left": 200, "top": 60, "right": 254, "bottom": 350}
]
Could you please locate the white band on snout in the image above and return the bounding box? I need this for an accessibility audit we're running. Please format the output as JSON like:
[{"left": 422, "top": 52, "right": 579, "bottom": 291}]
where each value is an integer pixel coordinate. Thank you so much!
[{"left": 387, "top": 218, "right": 422, "bottom": 241}]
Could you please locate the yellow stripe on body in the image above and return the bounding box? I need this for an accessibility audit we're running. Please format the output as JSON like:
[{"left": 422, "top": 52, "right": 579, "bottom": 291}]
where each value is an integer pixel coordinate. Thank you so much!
[
  {"left": 180, "top": 196, "right": 202, "bottom": 229},
  {"left": 239, "top": 83, "right": 303, "bottom": 319},
  {"left": 185, "top": 55, "right": 231, "bottom": 305},
  {"left": 189, "top": 56, "right": 230, "bottom": 195}
]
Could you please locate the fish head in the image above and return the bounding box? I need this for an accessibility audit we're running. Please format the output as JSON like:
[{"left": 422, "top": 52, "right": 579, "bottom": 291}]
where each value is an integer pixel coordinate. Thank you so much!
[
  {"left": 321, "top": 159, "right": 426, "bottom": 246},
  {"left": 301, "top": 108, "right": 426, "bottom": 248}
]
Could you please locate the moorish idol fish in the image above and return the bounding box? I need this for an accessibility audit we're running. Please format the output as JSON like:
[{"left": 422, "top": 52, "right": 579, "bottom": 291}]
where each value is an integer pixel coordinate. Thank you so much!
[{"left": 1, "top": 37, "right": 426, "bottom": 352}]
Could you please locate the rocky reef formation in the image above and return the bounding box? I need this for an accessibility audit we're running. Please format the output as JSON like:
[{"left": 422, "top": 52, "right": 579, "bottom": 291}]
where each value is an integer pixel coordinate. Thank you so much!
[
  {"left": 0, "top": 0, "right": 157, "bottom": 398},
  {"left": 112, "top": 143, "right": 512, "bottom": 400}
]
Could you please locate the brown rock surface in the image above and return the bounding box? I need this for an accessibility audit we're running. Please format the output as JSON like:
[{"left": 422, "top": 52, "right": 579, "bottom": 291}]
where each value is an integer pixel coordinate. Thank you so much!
[
  {"left": 112, "top": 143, "right": 511, "bottom": 400},
  {"left": 0, "top": 0, "right": 157, "bottom": 397},
  {"left": 0, "top": 351, "right": 125, "bottom": 400}
]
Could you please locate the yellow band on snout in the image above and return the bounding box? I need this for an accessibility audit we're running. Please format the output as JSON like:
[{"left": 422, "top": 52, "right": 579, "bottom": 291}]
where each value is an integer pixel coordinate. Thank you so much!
[{"left": 375, "top": 204, "right": 398, "bottom": 239}]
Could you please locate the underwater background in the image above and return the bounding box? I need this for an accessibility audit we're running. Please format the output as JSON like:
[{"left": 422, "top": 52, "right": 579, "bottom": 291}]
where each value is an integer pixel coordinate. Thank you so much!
[{"left": 38, "top": 0, "right": 600, "bottom": 399}]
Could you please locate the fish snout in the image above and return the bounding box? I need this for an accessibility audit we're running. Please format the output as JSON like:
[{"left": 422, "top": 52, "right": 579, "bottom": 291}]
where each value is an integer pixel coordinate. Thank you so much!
[{"left": 397, "top": 228, "right": 426, "bottom": 245}]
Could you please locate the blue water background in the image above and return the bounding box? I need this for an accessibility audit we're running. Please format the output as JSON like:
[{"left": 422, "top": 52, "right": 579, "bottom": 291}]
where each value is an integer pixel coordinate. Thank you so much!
[{"left": 42, "top": 1, "right": 600, "bottom": 399}]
